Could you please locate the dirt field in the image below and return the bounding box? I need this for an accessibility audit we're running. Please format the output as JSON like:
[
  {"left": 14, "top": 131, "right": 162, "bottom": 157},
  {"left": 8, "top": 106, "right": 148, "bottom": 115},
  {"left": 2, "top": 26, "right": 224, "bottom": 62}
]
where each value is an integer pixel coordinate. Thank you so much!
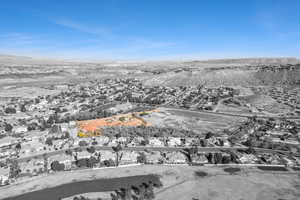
[
  {"left": 241, "top": 94, "right": 292, "bottom": 115},
  {"left": 77, "top": 109, "right": 158, "bottom": 135}
]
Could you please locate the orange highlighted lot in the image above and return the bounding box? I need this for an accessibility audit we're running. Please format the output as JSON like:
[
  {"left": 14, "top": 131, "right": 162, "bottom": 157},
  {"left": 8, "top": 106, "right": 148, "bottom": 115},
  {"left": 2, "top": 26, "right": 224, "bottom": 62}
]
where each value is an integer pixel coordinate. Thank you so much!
[{"left": 76, "top": 109, "right": 158, "bottom": 137}]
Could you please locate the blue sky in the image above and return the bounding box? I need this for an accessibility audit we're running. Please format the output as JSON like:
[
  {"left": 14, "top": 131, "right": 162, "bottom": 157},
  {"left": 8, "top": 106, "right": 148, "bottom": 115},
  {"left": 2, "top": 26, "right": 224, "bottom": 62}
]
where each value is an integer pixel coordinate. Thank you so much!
[{"left": 0, "top": 0, "right": 299, "bottom": 60}]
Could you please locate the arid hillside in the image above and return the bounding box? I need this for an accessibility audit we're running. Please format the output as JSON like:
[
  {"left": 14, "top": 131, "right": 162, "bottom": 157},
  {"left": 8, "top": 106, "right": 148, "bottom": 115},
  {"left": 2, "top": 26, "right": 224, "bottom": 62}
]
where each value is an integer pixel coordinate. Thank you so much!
[
  {"left": 144, "top": 62, "right": 300, "bottom": 87},
  {"left": 0, "top": 55, "right": 299, "bottom": 89},
  {"left": 255, "top": 65, "right": 300, "bottom": 85}
]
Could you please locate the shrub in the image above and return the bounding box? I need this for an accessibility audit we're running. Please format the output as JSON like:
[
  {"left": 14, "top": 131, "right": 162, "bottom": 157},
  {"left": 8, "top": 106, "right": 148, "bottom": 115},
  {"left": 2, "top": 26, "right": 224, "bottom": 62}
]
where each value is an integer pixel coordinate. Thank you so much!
[
  {"left": 87, "top": 146, "right": 95, "bottom": 154},
  {"left": 63, "top": 131, "right": 70, "bottom": 139},
  {"left": 194, "top": 171, "right": 208, "bottom": 177},
  {"left": 257, "top": 166, "right": 288, "bottom": 171},
  {"left": 137, "top": 152, "right": 147, "bottom": 164},
  {"left": 45, "top": 137, "right": 53, "bottom": 146},
  {"left": 223, "top": 167, "right": 241, "bottom": 174},
  {"left": 139, "top": 111, "right": 149, "bottom": 116},
  {"left": 119, "top": 116, "right": 126, "bottom": 122},
  {"left": 51, "top": 161, "right": 65, "bottom": 171},
  {"left": 9, "top": 160, "right": 21, "bottom": 178},
  {"left": 87, "top": 156, "right": 98, "bottom": 168},
  {"left": 79, "top": 140, "right": 88, "bottom": 146},
  {"left": 4, "top": 123, "right": 13, "bottom": 132},
  {"left": 65, "top": 149, "right": 73, "bottom": 155},
  {"left": 103, "top": 159, "right": 115, "bottom": 167},
  {"left": 78, "top": 132, "right": 86, "bottom": 138},
  {"left": 76, "top": 159, "right": 88, "bottom": 168},
  {"left": 5, "top": 107, "right": 16, "bottom": 114}
]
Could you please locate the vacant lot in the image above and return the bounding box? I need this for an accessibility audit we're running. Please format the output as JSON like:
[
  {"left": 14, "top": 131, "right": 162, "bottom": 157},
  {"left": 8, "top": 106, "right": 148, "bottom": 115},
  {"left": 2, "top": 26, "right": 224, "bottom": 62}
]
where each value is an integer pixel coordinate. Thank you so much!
[
  {"left": 77, "top": 109, "right": 158, "bottom": 134},
  {"left": 144, "top": 107, "right": 245, "bottom": 133}
]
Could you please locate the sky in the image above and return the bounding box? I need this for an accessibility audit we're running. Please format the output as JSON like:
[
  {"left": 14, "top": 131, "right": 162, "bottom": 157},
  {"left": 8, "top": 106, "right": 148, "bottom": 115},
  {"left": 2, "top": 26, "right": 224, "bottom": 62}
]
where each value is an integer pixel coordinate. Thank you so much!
[{"left": 0, "top": 0, "right": 300, "bottom": 60}]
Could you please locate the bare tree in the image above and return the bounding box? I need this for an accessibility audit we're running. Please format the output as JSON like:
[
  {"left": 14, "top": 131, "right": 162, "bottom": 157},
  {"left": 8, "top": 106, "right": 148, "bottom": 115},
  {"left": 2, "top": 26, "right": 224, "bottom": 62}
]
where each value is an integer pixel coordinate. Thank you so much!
[{"left": 112, "top": 143, "right": 123, "bottom": 167}]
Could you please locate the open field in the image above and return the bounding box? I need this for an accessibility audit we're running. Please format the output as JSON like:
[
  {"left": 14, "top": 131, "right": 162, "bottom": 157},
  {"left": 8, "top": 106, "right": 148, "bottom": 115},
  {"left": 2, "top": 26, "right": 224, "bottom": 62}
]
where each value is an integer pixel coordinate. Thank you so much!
[
  {"left": 144, "top": 107, "right": 245, "bottom": 133},
  {"left": 0, "top": 165, "right": 299, "bottom": 200}
]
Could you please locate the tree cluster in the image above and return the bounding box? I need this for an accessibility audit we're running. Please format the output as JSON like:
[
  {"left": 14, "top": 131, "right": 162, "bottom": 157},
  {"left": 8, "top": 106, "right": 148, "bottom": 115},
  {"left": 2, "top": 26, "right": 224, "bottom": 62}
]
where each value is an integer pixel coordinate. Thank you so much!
[
  {"left": 75, "top": 156, "right": 98, "bottom": 168},
  {"left": 4, "top": 107, "right": 16, "bottom": 114},
  {"left": 50, "top": 161, "right": 65, "bottom": 171}
]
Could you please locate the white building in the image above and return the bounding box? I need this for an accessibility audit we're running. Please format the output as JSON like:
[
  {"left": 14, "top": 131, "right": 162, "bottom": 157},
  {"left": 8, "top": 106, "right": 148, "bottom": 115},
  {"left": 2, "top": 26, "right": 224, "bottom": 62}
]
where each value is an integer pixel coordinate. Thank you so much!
[
  {"left": 168, "top": 137, "right": 182, "bottom": 147},
  {"left": 13, "top": 126, "right": 27, "bottom": 134},
  {"left": 149, "top": 138, "right": 164, "bottom": 147}
]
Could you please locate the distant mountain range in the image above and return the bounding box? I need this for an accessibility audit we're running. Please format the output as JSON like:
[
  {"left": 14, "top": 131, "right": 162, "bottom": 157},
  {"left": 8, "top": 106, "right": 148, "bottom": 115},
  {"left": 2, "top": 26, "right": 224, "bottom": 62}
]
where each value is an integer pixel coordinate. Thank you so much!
[
  {"left": 0, "top": 54, "right": 73, "bottom": 65},
  {"left": 0, "top": 54, "right": 299, "bottom": 65},
  {"left": 184, "top": 57, "right": 300, "bottom": 65}
]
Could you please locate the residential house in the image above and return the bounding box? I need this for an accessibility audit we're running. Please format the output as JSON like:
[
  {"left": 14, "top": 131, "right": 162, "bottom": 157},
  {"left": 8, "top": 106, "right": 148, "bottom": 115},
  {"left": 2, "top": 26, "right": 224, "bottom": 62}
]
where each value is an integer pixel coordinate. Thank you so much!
[
  {"left": 68, "top": 121, "right": 77, "bottom": 128},
  {"left": 76, "top": 151, "right": 91, "bottom": 160},
  {"left": 108, "top": 138, "right": 119, "bottom": 147},
  {"left": 95, "top": 136, "right": 110, "bottom": 146},
  {"left": 116, "top": 137, "right": 127, "bottom": 145},
  {"left": 165, "top": 152, "right": 186, "bottom": 164},
  {"left": 48, "top": 154, "right": 73, "bottom": 170},
  {"left": 0, "top": 167, "right": 9, "bottom": 185},
  {"left": 13, "top": 126, "right": 27, "bottom": 135},
  {"left": 20, "top": 140, "right": 45, "bottom": 156},
  {"left": 281, "top": 157, "right": 295, "bottom": 166},
  {"left": 145, "top": 151, "right": 163, "bottom": 164},
  {"left": 119, "top": 151, "right": 138, "bottom": 165},
  {"left": 99, "top": 150, "right": 115, "bottom": 162},
  {"left": 257, "top": 153, "right": 282, "bottom": 165},
  {"left": 20, "top": 158, "right": 44, "bottom": 176},
  {"left": 239, "top": 154, "right": 259, "bottom": 164},
  {"left": 60, "top": 123, "right": 69, "bottom": 133},
  {"left": 167, "top": 137, "right": 182, "bottom": 147},
  {"left": 149, "top": 138, "right": 164, "bottom": 147},
  {"left": 128, "top": 137, "right": 144, "bottom": 147},
  {"left": 191, "top": 153, "right": 209, "bottom": 165}
]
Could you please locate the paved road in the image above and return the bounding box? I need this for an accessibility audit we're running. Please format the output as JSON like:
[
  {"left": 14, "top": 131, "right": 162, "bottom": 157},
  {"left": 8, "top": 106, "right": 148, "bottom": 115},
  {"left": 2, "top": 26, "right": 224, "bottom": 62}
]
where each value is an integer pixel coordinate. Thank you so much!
[
  {"left": 162, "top": 106, "right": 300, "bottom": 120},
  {"left": 112, "top": 100, "right": 300, "bottom": 120},
  {"left": 17, "top": 146, "right": 246, "bottom": 162},
  {"left": 125, "top": 100, "right": 300, "bottom": 120}
]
